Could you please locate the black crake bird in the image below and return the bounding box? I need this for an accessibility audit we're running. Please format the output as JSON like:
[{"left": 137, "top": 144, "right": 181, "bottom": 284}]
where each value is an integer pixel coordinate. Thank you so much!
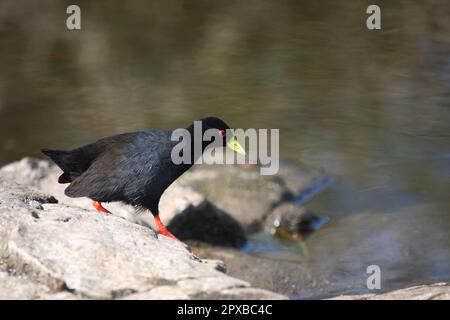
[{"left": 42, "top": 117, "right": 245, "bottom": 242}]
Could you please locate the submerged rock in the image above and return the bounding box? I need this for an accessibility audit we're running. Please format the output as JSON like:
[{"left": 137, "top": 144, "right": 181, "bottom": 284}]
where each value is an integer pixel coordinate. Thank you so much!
[{"left": 264, "top": 203, "right": 328, "bottom": 240}]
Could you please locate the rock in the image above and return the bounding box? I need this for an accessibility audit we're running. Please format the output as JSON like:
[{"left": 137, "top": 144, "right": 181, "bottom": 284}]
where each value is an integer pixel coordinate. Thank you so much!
[
  {"left": 38, "top": 291, "right": 79, "bottom": 300},
  {"left": 0, "top": 270, "right": 77, "bottom": 300},
  {"left": 121, "top": 285, "right": 190, "bottom": 300},
  {"left": 0, "top": 158, "right": 445, "bottom": 300},
  {"left": 178, "top": 164, "right": 292, "bottom": 231},
  {"left": 122, "top": 274, "right": 252, "bottom": 299},
  {"left": 178, "top": 244, "right": 450, "bottom": 300},
  {"left": 213, "top": 287, "right": 288, "bottom": 300},
  {"left": 194, "top": 245, "right": 329, "bottom": 297},
  {"left": 0, "top": 158, "right": 246, "bottom": 248},
  {"left": 276, "top": 160, "right": 329, "bottom": 198},
  {"left": 0, "top": 158, "right": 96, "bottom": 212},
  {"left": 0, "top": 180, "right": 285, "bottom": 299},
  {"left": 0, "top": 158, "right": 329, "bottom": 239},
  {"left": 177, "top": 162, "right": 331, "bottom": 232},
  {"left": 264, "top": 203, "right": 328, "bottom": 240},
  {"left": 0, "top": 272, "right": 51, "bottom": 300},
  {"left": 329, "top": 283, "right": 450, "bottom": 300},
  {"left": 122, "top": 279, "right": 287, "bottom": 300}
]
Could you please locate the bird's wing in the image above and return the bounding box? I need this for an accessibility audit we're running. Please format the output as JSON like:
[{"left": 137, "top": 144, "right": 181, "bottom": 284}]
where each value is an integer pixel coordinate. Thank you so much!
[
  {"left": 58, "top": 132, "right": 142, "bottom": 180},
  {"left": 64, "top": 131, "right": 174, "bottom": 204}
]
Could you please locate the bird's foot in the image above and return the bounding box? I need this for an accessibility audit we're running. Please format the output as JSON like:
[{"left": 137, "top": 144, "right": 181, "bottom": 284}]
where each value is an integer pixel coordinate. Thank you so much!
[
  {"left": 154, "top": 214, "right": 198, "bottom": 258},
  {"left": 158, "top": 228, "right": 180, "bottom": 242},
  {"left": 92, "top": 201, "right": 111, "bottom": 214},
  {"left": 157, "top": 229, "right": 198, "bottom": 257}
]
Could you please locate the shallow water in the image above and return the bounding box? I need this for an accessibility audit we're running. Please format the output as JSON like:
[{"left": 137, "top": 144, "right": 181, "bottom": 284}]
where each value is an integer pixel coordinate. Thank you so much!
[{"left": 0, "top": 1, "right": 449, "bottom": 297}]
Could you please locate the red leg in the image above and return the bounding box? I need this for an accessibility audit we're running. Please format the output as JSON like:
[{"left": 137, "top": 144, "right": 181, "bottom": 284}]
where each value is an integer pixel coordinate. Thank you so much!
[
  {"left": 92, "top": 200, "right": 111, "bottom": 214},
  {"left": 154, "top": 215, "right": 198, "bottom": 257},
  {"left": 154, "top": 215, "right": 179, "bottom": 241}
]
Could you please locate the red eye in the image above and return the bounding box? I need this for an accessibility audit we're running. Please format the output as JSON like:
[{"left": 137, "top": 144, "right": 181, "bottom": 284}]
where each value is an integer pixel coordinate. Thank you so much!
[{"left": 219, "top": 130, "right": 226, "bottom": 137}]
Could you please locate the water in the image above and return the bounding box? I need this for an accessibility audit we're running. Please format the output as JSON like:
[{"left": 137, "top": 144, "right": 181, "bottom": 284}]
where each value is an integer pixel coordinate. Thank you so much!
[{"left": 0, "top": 1, "right": 449, "bottom": 297}]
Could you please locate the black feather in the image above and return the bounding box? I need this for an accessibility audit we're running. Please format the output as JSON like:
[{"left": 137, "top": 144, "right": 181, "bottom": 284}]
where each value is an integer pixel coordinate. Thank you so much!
[{"left": 42, "top": 117, "right": 231, "bottom": 215}]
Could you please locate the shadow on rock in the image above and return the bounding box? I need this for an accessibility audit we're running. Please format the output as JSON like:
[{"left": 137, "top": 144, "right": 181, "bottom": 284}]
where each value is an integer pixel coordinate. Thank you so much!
[{"left": 169, "top": 201, "right": 246, "bottom": 248}]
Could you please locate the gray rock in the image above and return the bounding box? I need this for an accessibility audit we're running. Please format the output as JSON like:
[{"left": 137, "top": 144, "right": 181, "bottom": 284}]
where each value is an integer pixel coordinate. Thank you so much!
[
  {"left": 121, "top": 286, "right": 190, "bottom": 300},
  {"left": 330, "top": 283, "right": 450, "bottom": 300},
  {"left": 0, "top": 158, "right": 246, "bottom": 248},
  {"left": 177, "top": 162, "right": 330, "bottom": 231},
  {"left": 122, "top": 276, "right": 287, "bottom": 300},
  {"left": 38, "top": 291, "right": 79, "bottom": 300},
  {"left": 215, "top": 288, "right": 288, "bottom": 300},
  {"left": 178, "top": 165, "right": 292, "bottom": 230},
  {"left": 0, "top": 181, "right": 285, "bottom": 299},
  {"left": 0, "top": 158, "right": 445, "bottom": 300},
  {"left": 276, "top": 160, "right": 328, "bottom": 197},
  {"left": 0, "top": 158, "right": 329, "bottom": 239},
  {"left": 0, "top": 158, "right": 96, "bottom": 212},
  {"left": 0, "top": 272, "right": 50, "bottom": 300},
  {"left": 264, "top": 203, "right": 328, "bottom": 240}
]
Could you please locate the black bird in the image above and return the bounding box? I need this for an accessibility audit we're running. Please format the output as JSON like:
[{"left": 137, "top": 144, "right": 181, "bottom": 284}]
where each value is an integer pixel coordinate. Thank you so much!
[{"left": 42, "top": 117, "right": 245, "bottom": 241}]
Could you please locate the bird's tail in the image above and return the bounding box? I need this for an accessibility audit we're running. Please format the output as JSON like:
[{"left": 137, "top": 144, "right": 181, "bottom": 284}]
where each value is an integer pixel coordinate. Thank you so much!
[{"left": 41, "top": 148, "right": 73, "bottom": 183}]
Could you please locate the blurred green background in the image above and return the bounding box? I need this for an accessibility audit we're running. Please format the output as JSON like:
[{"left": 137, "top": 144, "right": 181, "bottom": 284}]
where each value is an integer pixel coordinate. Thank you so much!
[{"left": 0, "top": 1, "right": 449, "bottom": 297}]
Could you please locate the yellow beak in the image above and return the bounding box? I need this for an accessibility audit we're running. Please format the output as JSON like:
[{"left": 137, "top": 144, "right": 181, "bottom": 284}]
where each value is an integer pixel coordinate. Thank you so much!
[{"left": 227, "top": 137, "right": 246, "bottom": 155}]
